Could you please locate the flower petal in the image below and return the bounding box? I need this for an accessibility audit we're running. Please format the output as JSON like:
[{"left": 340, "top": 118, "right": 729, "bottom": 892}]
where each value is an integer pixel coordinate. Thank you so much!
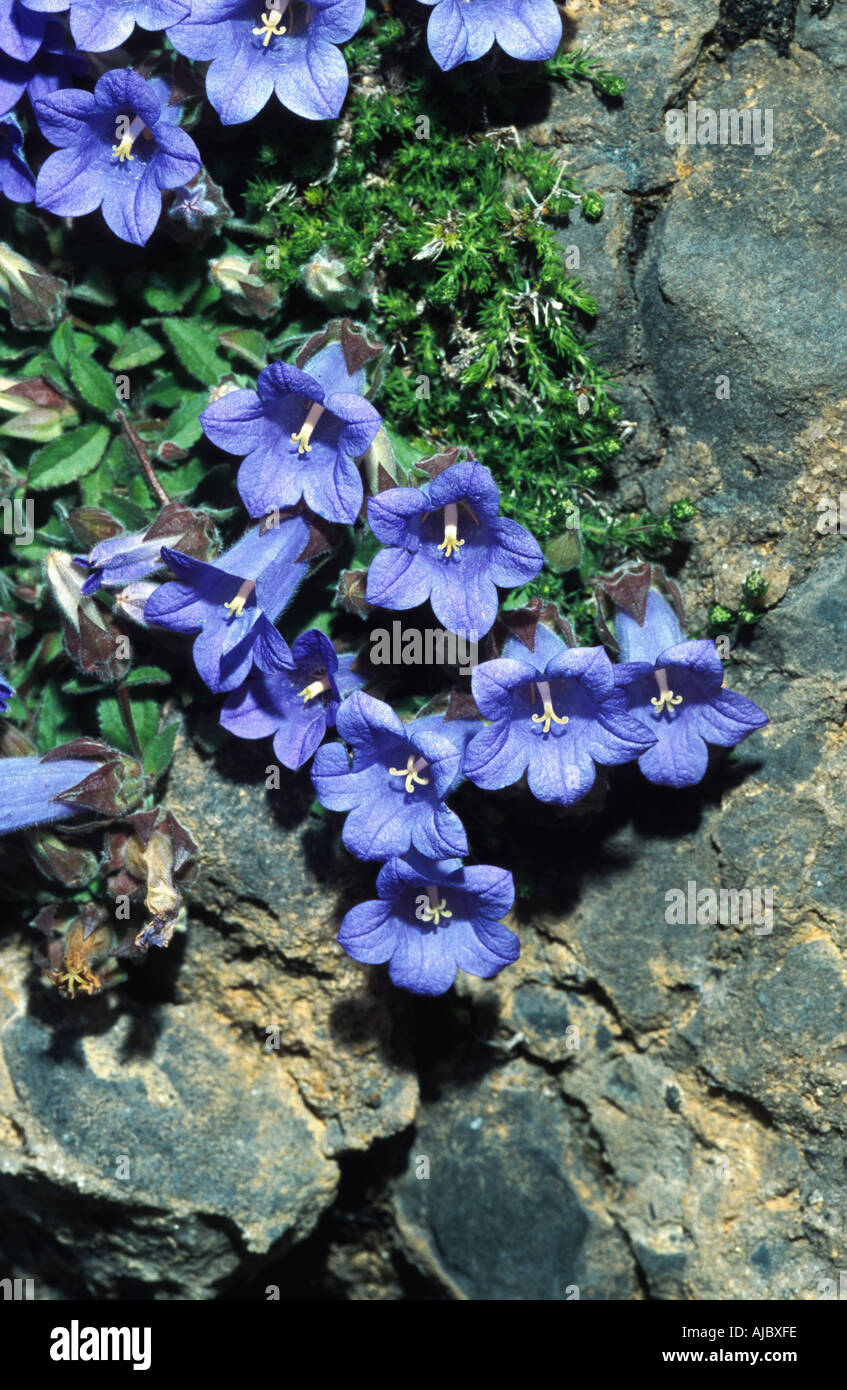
[{"left": 366, "top": 546, "right": 431, "bottom": 611}]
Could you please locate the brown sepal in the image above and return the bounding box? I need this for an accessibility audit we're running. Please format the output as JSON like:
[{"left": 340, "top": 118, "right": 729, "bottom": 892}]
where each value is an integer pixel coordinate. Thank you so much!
[
  {"left": 335, "top": 568, "right": 371, "bottom": 619},
  {"left": 445, "top": 688, "right": 482, "bottom": 723}
]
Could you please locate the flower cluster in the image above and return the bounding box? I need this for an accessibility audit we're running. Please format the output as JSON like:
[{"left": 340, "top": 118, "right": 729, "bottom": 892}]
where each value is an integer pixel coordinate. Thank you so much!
[
  {"left": 0, "top": 316, "right": 768, "bottom": 1002},
  {"left": 0, "top": 0, "right": 563, "bottom": 244},
  {"left": 141, "top": 328, "right": 765, "bottom": 997}
]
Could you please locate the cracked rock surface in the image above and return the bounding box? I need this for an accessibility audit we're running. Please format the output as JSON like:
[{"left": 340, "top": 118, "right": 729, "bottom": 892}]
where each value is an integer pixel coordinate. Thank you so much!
[{"left": 1, "top": 0, "right": 845, "bottom": 1299}]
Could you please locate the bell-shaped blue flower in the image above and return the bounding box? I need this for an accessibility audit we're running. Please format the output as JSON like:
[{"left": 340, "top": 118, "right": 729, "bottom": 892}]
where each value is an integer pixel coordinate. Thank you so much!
[
  {"left": 144, "top": 514, "right": 310, "bottom": 693},
  {"left": 167, "top": 0, "right": 365, "bottom": 124},
  {"left": 0, "top": 754, "right": 106, "bottom": 834},
  {"left": 0, "top": 18, "right": 83, "bottom": 117},
  {"left": 0, "top": 113, "right": 33, "bottom": 200},
  {"left": 464, "top": 623, "right": 657, "bottom": 805},
  {"left": 21, "top": 0, "right": 189, "bottom": 53},
  {"left": 337, "top": 849, "right": 519, "bottom": 996},
  {"left": 0, "top": 0, "right": 47, "bottom": 63},
  {"left": 220, "top": 627, "right": 367, "bottom": 770},
  {"left": 0, "top": 669, "right": 14, "bottom": 712},
  {"left": 201, "top": 342, "right": 382, "bottom": 525},
  {"left": 33, "top": 69, "right": 202, "bottom": 247},
  {"left": 311, "top": 690, "right": 469, "bottom": 860},
  {"left": 416, "top": 0, "right": 561, "bottom": 73},
  {"left": 366, "top": 459, "right": 543, "bottom": 638},
  {"left": 611, "top": 588, "right": 768, "bottom": 787}
]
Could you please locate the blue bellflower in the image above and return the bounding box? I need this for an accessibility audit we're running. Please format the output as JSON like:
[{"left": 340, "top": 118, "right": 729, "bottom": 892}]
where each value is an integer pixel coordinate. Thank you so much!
[
  {"left": 337, "top": 849, "right": 519, "bottom": 996},
  {"left": 311, "top": 689, "right": 469, "bottom": 860},
  {"left": 0, "top": 754, "right": 102, "bottom": 834},
  {"left": 34, "top": 70, "right": 202, "bottom": 247},
  {"left": 20, "top": 0, "right": 189, "bottom": 53},
  {"left": 612, "top": 589, "right": 769, "bottom": 787},
  {"left": 0, "top": 669, "right": 14, "bottom": 712},
  {"left": 201, "top": 343, "right": 382, "bottom": 525},
  {"left": 75, "top": 531, "right": 172, "bottom": 596},
  {"left": 0, "top": 112, "right": 33, "bottom": 200},
  {"left": 366, "top": 460, "right": 543, "bottom": 638},
  {"left": 417, "top": 0, "right": 561, "bottom": 73},
  {"left": 464, "top": 623, "right": 657, "bottom": 805},
  {"left": 144, "top": 514, "right": 310, "bottom": 692},
  {"left": 0, "top": 20, "right": 85, "bottom": 118},
  {"left": 167, "top": 0, "right": 365, "bottom": 124},
  {"left": 0, "top": 0, "right": 46, "bottom": 63},
  {"left": 220, "top": 627, "right": 367, "bottom": 769}
]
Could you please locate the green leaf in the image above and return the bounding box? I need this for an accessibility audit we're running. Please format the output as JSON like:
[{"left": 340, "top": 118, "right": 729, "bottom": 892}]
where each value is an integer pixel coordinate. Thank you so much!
[
  {"left": 49, "top": 320, "right": 76, "bottom": 371},
  {"left": 144, "top": 273, "right": 201, "bottom": 314},
  {"left": 162, "top": 457, "right": 204, "bottom": 499},
  {"left": 28, "top": 423, "right": 110, "bottom": 490},
  {"left": 157, "top": 391, "right": 207, "bottom": 455},
  {"left": 142, "top": 373, "right": 184, "bottom": 409},
  {"left": 100, "top": 492, "right": 153, "bottom": 530},
  {"left": 68, "top": 354, "right": 117, "bottom": 413},
  {"left": 220, "top": 328, "right": 268, "bottom": 370},
  {"left": 131, "top": 699, "right": 161, "bottom": 748},
  {"left": 97, "top": 696, "right": 130, "bottom": 753},
  {"left": 97, "top": 696, "right": 160, "bottom": 756},
  {"left": 63, "top": 676, "right": 108, "bottom": 695},
  {"left": 36, "top": 680, "right": 72, "bottom": 754},
  {"left": 143, "top": 722, "right": 178, "bottom": 779},
  {"left": 130, "top": 475, "right": 152, "bottom": 507},
  {"left": 161, "top": 318, "right": 227, "bottom": 385},
  {"left": 192, "top": 283, "right": 221, "bottom": 314},
  {"left": 78, "top": 433, "right": 126, "bottom": 507},
  {"left": 40, "top": 359, "right": 69, "bottom": 395},
  {"left": 69, "top": 269, "right": 117, "bottom": 306},
  {"left": 110, "top": 327, "right": 164, "bottom": 372},
  {"left": 92, "top": 320, "right": 128, "bottom": 348},
  {"left": 124, "top": 666, "right": 171, "bottom": 687}
]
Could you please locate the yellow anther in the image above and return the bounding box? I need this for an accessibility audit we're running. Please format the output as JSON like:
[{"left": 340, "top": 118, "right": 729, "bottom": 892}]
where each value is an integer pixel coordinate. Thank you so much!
[
  {"left": 531, "top": 700, "right": 569, "bottom": 734},
  {"left": 419, "top": 898, "right": 452, "bottom": 925},
  {"left": 389, "top": 754, "right": 430, "bottom": 794},
  {"left": 298, "top": 679, "right": 326, "bottom": 703},
  {"left": 223, "top": 578, "right": 255, "bottom": 619},
  {"left": 253, "top": 10, "right": 286, "bottom": 44},
  {"left": 438, "top": 523, "right": 465, "bottom": 559},
  {"left": 650, "top": 689, "right": 683, "bottom": 712},
  {"left": 290, "top": 427, "right": 313, "bottom": 454},
  {"left": 111, "top": 136, "right": 134, "bottom": 162},
  {"left": 290, "top": 401, "right": 325, "bottom": 455}
]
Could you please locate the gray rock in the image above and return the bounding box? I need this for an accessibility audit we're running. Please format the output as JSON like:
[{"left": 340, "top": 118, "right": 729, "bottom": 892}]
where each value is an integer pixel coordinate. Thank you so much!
[{"left": 392, "top": 1061, "right": 639, "bottom": 1300}]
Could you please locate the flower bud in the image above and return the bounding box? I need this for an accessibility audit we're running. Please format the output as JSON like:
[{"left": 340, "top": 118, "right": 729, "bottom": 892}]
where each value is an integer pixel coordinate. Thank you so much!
[
  {"left": 299, "top": 247, "right": 374, "bottom": 313},
  {"left": 45, "top": 549, "right": 132, "bottom": 682},
  {"left": 208, "top": 253, "right": 281, "bottom": 319},
  {"left": 26, "top": 826, "right": 100, "bottom": 888},
  {"left": 0, "top": 242, "right": 68, "bottom": 331},
  {"left": 167, "top": 172, "right": 232, "bottom": 246}
]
